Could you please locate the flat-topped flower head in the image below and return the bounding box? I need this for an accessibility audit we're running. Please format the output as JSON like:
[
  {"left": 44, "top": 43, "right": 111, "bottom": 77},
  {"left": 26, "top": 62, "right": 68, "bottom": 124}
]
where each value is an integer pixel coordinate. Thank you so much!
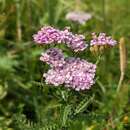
[
  {"left": 61, "top": 28, "right": 87, "bottom": 52},
  {"left": 42, "top": 49, "right": 96, "bottom": 91},
  {"left": 33, "top": 26, "right": 62, "bottom": 44},
  {"left": 90, "top": 33, "right": 117, "bottom": 54},
  {"left": 40, "top": 48, "right": 65, "bottom": 68},
  {"left": 64, "top": 58, "right": 96, "bottom": 91},
  {"left": 33, "top": 26, "right": 87, "bottom": 52},
  {"left": 43, "top": 69, "right": 66, "bottom": 86},
  {"left": 90, "top": 32, "right": 117, "bottom": 46},
  {"left": 65, "top": 11, "right": 92, "bottom": 25}
]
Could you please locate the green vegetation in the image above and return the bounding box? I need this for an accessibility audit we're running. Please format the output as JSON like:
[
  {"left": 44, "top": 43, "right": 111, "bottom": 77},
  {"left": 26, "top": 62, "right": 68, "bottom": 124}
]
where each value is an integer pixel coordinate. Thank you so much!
[{"left": 0, "top": 0, "right": 130, "bottom": 130}]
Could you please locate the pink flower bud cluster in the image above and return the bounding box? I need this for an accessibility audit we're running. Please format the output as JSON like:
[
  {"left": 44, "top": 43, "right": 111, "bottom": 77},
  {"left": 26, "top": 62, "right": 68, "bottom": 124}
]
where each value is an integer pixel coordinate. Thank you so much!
[
  {"left": 33, "top": 26, "right": 87, "bottom": 52},
  {"left": 90, "top": 33, "right": 117, "bottom": 46},
  {"left": 40, "top": 48, "right": 96, "bottom": 91}
]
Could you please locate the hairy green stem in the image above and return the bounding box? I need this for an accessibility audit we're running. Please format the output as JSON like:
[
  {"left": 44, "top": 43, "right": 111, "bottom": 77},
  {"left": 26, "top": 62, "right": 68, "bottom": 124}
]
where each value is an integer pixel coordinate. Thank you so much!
[{"left": 96, "top": 54, "right": 102, "bottom": 65}]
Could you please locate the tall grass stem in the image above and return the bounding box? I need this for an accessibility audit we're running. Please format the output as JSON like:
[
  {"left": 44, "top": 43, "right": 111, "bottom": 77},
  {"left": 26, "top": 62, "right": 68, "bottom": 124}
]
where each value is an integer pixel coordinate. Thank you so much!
[{"left": 117, "top": 37, "right": 127, "bottom": 92}]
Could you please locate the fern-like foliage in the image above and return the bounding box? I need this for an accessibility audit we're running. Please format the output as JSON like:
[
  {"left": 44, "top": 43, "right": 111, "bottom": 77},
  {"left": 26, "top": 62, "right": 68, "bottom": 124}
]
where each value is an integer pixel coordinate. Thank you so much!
[
  {"left": 60, "top": 105, "right": 72, "bottom": 127},
  {"left": 74, "top": 94, "right": 95, "bottom": 115},
  {"left": 13, "top": 113, "right": 62, "bottom": 130}
]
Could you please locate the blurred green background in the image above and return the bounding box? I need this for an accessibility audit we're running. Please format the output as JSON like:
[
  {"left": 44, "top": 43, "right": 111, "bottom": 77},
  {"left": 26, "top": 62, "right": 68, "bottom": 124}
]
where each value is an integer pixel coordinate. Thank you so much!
[{"left": 0, "top": 0, "right": 130, "bottom": 130}]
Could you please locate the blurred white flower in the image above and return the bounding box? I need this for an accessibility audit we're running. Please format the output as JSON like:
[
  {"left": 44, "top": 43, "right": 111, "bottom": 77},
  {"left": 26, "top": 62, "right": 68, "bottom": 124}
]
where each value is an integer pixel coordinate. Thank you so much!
[{"left": 65, "top": 11, "right": 92, "bottom": 24}]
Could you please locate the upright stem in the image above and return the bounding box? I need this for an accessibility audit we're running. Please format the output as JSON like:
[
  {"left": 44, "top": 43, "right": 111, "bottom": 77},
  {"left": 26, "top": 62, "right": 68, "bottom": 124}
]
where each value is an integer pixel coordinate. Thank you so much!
[
  {"left": 117, "top": 72, "right": 124, "bottom": 92},
  {"left": 76, "top": 0, "right": 81, "bottom": 10},
  {"left": 16, "top": 0, "right": 22, "bottom": 42},
  {"left": 117, "top": 37, "right": 127, "bottom": 92},
  {"left": 102, "top": 0, "right": 106, "bottom": 30},
  {"left": 96, "top": 54, "right": 102, "bottom": 65},
  {"left": 27, "top": 0, "right": 32, "bottom": 27}
]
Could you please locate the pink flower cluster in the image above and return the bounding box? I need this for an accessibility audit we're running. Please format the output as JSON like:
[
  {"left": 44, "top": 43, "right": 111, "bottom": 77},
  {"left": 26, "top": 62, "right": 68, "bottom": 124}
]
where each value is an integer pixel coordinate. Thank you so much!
[
  {"left": 65, "top": 11, "right": 92, "bottom": 25},
  {"left": 40, "top": 48, "right": 65, "bottom": 68},
  {"left": 90, "top": 33, "right": 117, "bottom": 46},
  {"left": 40, "top": 48, "right": 96, "bottom": 91},
  {"left": 33, "top": 26, "right": 87, "bottom": 52}
]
